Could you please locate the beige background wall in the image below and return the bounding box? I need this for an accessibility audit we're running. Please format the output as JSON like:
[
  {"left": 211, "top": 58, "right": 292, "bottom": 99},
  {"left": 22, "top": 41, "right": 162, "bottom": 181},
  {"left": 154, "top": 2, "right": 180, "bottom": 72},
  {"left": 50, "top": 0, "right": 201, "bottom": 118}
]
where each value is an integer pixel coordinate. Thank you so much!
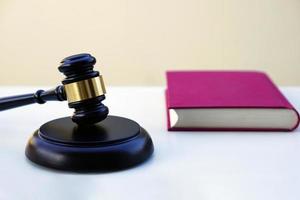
[{"left": 0, "top": 0, "right": 299, "bottom": 86}]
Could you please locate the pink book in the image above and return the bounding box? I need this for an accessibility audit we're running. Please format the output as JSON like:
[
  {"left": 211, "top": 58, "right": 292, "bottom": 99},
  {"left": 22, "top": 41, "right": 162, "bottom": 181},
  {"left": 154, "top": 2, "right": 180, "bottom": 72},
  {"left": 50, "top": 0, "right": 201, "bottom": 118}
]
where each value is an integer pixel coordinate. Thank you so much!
[{"left": 166, "top": 71, "right": 300, "bottom": 131}]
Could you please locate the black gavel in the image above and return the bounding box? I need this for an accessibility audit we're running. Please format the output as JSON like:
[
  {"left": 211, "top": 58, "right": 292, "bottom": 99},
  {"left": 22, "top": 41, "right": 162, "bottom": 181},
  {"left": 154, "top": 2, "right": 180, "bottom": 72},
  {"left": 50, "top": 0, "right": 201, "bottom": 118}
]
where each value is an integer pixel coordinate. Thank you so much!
[
  {"left": 0, "top": 53, "right": 153, "bottom": 172},
  {"left": 0, "top": 53, "right": 108, "bottom": 125}
]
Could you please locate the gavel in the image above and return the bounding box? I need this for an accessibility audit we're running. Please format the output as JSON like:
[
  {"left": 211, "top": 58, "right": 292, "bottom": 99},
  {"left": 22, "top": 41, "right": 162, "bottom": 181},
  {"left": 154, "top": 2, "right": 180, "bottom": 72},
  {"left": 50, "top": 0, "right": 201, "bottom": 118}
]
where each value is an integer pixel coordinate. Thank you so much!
[
  {"left": 0, "top": 53, "right": 108, "bottom": 125},
  {"left": 0, "top": 53, "right": 153, "bottom": 172}
]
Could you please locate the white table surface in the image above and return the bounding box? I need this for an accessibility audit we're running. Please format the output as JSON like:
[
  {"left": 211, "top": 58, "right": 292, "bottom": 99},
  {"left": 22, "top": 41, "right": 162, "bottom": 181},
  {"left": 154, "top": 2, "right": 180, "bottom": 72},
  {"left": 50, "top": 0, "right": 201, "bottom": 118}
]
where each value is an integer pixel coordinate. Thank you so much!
[{"left": 0, "top": 86, "right": 300, "bottom": 200}]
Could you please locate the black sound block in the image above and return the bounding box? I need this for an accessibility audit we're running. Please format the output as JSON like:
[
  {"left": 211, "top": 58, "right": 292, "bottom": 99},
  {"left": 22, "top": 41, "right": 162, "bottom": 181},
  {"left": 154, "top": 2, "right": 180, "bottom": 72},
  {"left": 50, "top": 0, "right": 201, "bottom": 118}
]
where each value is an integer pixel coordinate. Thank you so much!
[{"left": 25, "top": 116, "right": 154, "bottom": 172}]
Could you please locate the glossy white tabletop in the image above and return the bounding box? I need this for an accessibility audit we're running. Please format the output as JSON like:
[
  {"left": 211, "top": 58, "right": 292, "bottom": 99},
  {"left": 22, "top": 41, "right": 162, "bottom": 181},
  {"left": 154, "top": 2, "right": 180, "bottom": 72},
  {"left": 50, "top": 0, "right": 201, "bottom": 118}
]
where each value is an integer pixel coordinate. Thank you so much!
[{"left": 0, "top": 86, "right": 299, "bottom": 200}]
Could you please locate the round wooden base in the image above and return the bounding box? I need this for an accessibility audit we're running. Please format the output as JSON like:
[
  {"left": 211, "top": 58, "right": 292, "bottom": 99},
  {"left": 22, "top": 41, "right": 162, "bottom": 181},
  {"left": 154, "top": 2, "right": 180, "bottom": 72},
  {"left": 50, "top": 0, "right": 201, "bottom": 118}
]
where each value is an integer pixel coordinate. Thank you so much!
[{"left": 25, "top": 116, "right": 154, "bottom": 172}]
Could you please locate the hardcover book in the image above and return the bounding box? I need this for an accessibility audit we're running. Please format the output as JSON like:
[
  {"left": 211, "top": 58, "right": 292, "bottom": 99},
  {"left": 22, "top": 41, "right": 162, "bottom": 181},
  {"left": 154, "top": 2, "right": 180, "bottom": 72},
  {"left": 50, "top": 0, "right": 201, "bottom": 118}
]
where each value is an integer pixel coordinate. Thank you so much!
[{"left": 166, "top": 71, "right": 300, "bottom": 131}]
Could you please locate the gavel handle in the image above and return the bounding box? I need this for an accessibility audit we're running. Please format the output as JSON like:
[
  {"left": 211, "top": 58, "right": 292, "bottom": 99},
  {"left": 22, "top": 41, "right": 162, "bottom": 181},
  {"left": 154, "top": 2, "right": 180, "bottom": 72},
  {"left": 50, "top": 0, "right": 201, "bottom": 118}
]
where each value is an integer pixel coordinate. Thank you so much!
[{"left": 0, "top": 85, "right": 66, "bottom": 111}]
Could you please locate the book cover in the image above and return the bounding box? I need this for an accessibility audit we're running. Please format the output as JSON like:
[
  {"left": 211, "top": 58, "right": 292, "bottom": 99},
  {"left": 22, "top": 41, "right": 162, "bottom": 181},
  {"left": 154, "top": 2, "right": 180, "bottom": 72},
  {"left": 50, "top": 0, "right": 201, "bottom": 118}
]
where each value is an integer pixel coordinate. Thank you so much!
[{"left": 166, "top": 71, "right": 300, "bottom": 131}]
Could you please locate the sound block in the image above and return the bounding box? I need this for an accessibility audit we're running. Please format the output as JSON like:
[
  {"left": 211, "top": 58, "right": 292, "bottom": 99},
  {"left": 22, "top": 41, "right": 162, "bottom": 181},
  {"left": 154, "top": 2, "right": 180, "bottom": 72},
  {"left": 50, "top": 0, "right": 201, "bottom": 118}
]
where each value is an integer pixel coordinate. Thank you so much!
[{"left": 25, "top": 116, "right": 154, "bottom": 172}]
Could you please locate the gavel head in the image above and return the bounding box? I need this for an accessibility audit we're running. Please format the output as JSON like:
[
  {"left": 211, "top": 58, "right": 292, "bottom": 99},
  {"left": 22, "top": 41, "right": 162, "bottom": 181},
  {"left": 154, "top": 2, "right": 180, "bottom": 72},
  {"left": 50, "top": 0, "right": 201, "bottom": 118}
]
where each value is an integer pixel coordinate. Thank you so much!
[{"left": 58, "top": 53, "right": 109, "bottom": 125}]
